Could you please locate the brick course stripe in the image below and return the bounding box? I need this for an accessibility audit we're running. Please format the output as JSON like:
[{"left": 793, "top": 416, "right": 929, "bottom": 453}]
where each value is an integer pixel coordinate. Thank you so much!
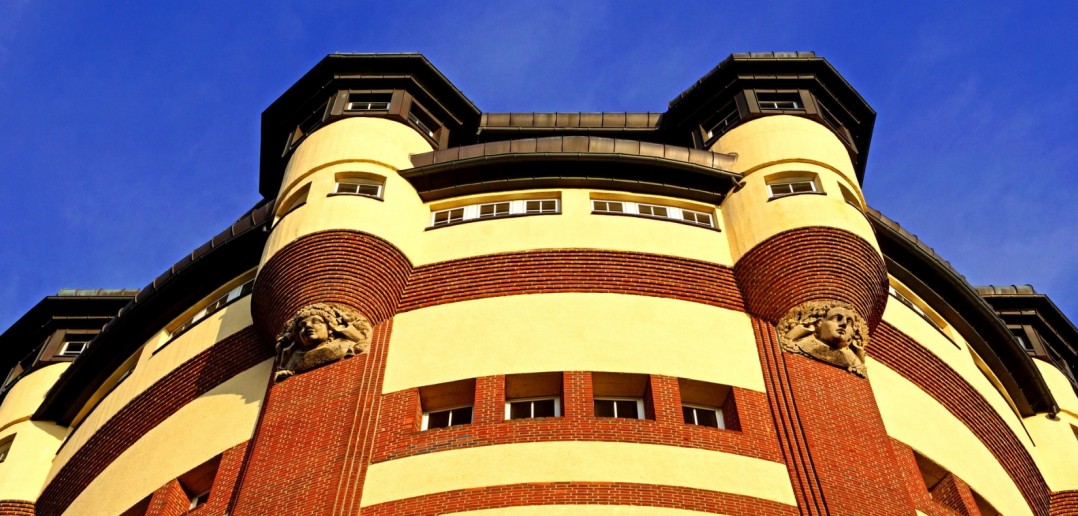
[
  {"left": 1050, "top": 490, "right": 1078, "bottom": 516},
  {"left": 35, "top": 327, "right": 271, "bottom": 516},
  {"left": 0, "top": 501, "right": 35, "bottom": 516},
  {"left": 360, "top": 482, "right": 799, "bottom": 516},
  {"left": 399, "top": 249, "right": 744, "bottom": 313},
  {"left": 734, "top": 227, "right": 888, "bottom": 329},
  {"left": 870, "top": 322, "right": 1050, "bottom": 515}
]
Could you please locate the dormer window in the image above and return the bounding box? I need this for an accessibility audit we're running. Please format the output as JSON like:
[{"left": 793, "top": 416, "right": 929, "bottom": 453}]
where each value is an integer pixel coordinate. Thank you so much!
[
  {"left": 344, "top": 92, "right": 392, "bottom": 112},
  {"left": 59, "top": 335, "right": 92, "bottom": 357},
  {"left": 756, "top": 92, "right": 804, "bottom": 111}
]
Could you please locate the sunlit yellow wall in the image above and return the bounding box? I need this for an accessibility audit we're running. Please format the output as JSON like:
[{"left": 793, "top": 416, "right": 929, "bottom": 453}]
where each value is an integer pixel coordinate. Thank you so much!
[
  {"left": 62, "top": 359, "right": 271, "bottom": 516},
  {"left": 360, "top": 442, "right": 795, "bottom": 507},
  {"left": 0, "top": 363, "right": 69, "bottom": 501},
  {"left": 870, "top": 359, "right": 1032, "bottom": 516},
  {"left": 48, "top": 297, "right": 253, "bottom": 484},
  {"left": 712, "top": 116, "right": 877, "bottom": 263},
  {"left": 1024, "top": 359, "right": 1078, "bottom": 492},
  {"left": 384, "top": 293, "right": 764, "bottom": 394},
  {"left": 881, "top": 299, "right": 1032, "bottom": 448}
]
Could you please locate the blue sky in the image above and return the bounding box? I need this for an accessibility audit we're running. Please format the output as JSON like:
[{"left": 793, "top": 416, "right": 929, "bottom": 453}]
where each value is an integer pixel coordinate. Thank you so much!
[{"left": 0, "top": 1, "right": 1075, "bottom": 332}]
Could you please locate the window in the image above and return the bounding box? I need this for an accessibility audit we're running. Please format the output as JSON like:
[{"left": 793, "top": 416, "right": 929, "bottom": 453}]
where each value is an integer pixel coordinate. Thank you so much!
[
  {"left": 837, "top": 183, "right": 861, "bottom": 209},
  {"left": 177, "top": 454, "right": 220, "bottom": 512},
  {"left": 592, "top": 372, "right": 651, "bottom": 420},
  {"left": 59, "top": 334, "right": 93, "bottom": 357},
  {"left": 189, "top": 491, "right": 211, "bottom": 510},
  {"left": 505, "top": 372, "right": 563, "bottom": 420},
  {"left": 756, "top": 91, "right": 804, "bottom": 111},
  {"left": 590, "top": 198, "right": 716, "bottom": 229},
  {"left": 334, "top": 179, "right": 383, "bottom": 199},
  {"left": 682, "top": 404, "right": 724, "bottom": 428},
  {"left": 407, "top": 102, "right": 439, "bottom": 140},
  {"left": 345, "top": 92, "right": 392, "bottom": 112},
  {"left": 679, "top": 378, "right": 737, "bottom": 430},
  {"left": 702, "top": 101, "right": 741, "bottom": 141},
  {"left": 430, "top": 197, "right": 560, "bottom": 227},
  {"left": 767, "top": 179, "right": 817, "bottom": 198},
  {"left": 276, "top": 183, "right": 310, "bottom": 218},
  {"left": 172, "top": 278, "right": 255, "bottom": 337},
  {"left": 594, "top": 398, "right": 644, "bottom": 419},
  {"left": 0, "top": 435, "right": 13, "bottom": 463},
  {"left": 423, "top": 406, "right": 473, "bottom": 429},
  {"left": 418, "top": 378, "right": 475, "bottom": 430}
]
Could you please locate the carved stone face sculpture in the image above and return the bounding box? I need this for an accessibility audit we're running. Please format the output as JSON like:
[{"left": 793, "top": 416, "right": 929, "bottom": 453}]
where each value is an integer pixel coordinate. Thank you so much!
[
  {"left": 275, "top": 303, "right": 372, "bottom": 382},
  {"left": 777, "top": 301, "right": 869, "bottom": 377}
]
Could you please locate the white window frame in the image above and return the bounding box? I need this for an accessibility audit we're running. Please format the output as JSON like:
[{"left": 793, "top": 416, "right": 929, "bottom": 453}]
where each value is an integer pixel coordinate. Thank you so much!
[
  {"left": 504, "top": 396, "right": 562, "bottom": 420},
  {"left": 767, "top": 178, "right": 818, "bottom": 198},
  {"left": 171, "top": 279, "right": 255, "bottom": 337},
  {"left": 594, "top": 397, "right": 645, "bottom": 420},
  {"left": 334, "top": 179, "right": 383, "bottom": 199},
  {"left": 59, "top": 338, "right": 90, "bottom": 357},
  {"left": 421, "top": 405, "right": 473, "bottom": 430},
  {"left": 189, "top": 490, "right": 211, "bottom": 510},
  {"left": 430, "top": 198, "right": 560, "bottom": 227},
  {"left": 590, "top": 199, "right": 715, "bottom": 228},
  {"left": 682, "top": 403, "right": 726, "bottom": 429}
]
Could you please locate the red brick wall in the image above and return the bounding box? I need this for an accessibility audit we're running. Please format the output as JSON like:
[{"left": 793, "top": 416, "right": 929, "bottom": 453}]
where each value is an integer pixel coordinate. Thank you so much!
[
  {"left": 188, "top": 441, "right": 247, "bottom": 516},
  {"left": 930, "top": 473, "right": 979, "bottom": 515},
  {"left": 400, "top": 249, "right": 744, "bottom": 312},
  {"left": 891, "top": 439, "right": 969, "bottom": 516},
  {"left": 146, "top": 480, "right": 189, "bottom": 516},
  {"left": 251, "top": 230, "right": 412, "bottom": 340},
  {"left": 0, "top": 501, "right": 35, "bottom": 516},
  {"left": 734, "top": 226, "right": 889, "bottom": 330},
  {"left": 361, "top": 483, "right": 799, "bottom": 515},
  {"left": 1050, "top": 490, "right": 1078, "bottom": 515},
  {"left": 870, "top": 322, "right": 1049, "bottom": 514},
  {"left": 231, "top": 320, "right": 393, "bottom": 515},
  {"left": 35, "top": 327, "right": 271, "bottom": 516}
]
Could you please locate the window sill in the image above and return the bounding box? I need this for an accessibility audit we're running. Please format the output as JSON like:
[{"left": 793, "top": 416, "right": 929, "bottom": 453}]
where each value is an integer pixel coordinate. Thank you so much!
[
  {"left": 767, "top": 191, "right": 826, "bottom": 202},
  {"left": 425, "top": 211, "right": 560, "bottom": 231},
  {"left": 591, "top": 211, "right": 721, "bottom": 232},
  {"left": 327, "top": 192, "right": 384, "bottom": 202}
]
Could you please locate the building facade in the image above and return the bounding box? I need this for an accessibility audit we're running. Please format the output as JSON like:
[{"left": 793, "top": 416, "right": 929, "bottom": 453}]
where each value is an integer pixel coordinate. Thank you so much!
[{"left": 0, "top": 52, "right": 1076, "bottom": 515}]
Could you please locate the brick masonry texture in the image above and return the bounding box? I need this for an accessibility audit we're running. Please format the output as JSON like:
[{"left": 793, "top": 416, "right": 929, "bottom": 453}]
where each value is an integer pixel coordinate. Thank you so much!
[
  {"left": 252, "top": 230, "right": 412, "bottom": 341},
  {"left": 891, "top": 439, "right": 980, "bottom": 516},
  {"left": 35, "top": 327, "right": 271, "bottom": 516},
  {"left": 372, "top": 373, "right": 780, "bottom": 464},
  {"left": 360, "top": 483, "right": 800, "bottom": 516},
  {"left": 1050, "top": 490, "right": 1078, "bottom": 515},
  {"left": 734, "top": 226, "right": 889, "bottom": 330},
  {"left": 146, "top": 480, "right": 189, "bottom": 516},
  {"left": 870, "top": 322, "right": 1050, "bottom": 514},
  {"left": 929, "top": 473, "right": 979, "bottom": 515},
  {"left": 399, "top": 248, "right": 744, "bottom": 313},
  {"left": 232, "top": 321, "right": 393, "bottom": 516},
  {"left": 0, "top": 501, "right": 35, "bottom": 516},
  {"left": 188, "top": 441, "right": 248, "bottom": 516}
]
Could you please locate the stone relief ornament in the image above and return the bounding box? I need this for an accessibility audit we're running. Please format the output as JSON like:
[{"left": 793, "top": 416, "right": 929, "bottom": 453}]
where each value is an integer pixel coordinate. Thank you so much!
[
  {"left": 274, "top": 303, "right": 372, "bottom": 382},
  {"left": 777, "top": 301, "right": 869, "bottom": 377}
]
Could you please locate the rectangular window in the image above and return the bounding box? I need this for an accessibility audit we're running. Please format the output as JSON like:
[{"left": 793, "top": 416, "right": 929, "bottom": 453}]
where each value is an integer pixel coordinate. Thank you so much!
[
  {"left": 757, "top": 92, "right": 804, "bottom": 111},
  {"left": 525, "top": 199, "right": 558, "bottom": 214},
  {"left": 702, "top": 102, "right": 741, "bottom": 140},
  {"left": 407, "top": 103, "right": 439, "bottom": 139},
  {"left": 681, "top": 209, "right": 713, "bottom": 227},
  {"left": 423, "top": 406, "right": 473, "bottom": 429},
  {"left": 59, "top": 335, "right": 93, "bottom": 357},
  {"left": 432, "top": 207, "right": 465, "bottom": 226},
  {"left": 172, "top": 279, "right": 255, "bottom": 337},
  {"left": 592, "top": 200, "right": 624, "bottom": 213},
  {"left": 479, "top": 202, "right": 511, "bottom": 218},
  {"left": 768, "top": 180, "right": 817, "bottom": 198},
  {"left": 345, "top": 93, "right": 392, "bottom": 112},
  {"left": 335, "top": 180, "right": 383, "bottom": 199},
  {"left": 637, "top": 204, "right": 669, "bottom": 218},
  {"left": 682, "top": 404, "right": 725, "bottom": 428},
  {"left": 506, "top": 397, "right": 560, "bottom": 419},
  {"left": 594, "top": 398, "right": 644, "bottom": 419}
]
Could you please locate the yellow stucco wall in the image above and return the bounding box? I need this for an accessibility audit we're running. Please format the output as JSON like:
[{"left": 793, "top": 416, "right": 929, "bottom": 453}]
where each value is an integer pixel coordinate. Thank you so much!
[
  {"left": 360, "top": 441, "right": 795, "bottom": 507},
  {"left": 62, "top": 359, "right": 271, "bottom": 516},
  {"left": 0, "top": 363, "right": 70, "bottom": 501},
  {"left": 0, "top": 362, "right": 68, "bottom": 431},
  {"left": 712, "top": 116, "right": 877, "bottom": 263},
  {"left": 48, "top": 297, "right": 253, "bottom": 484},
  {"left": 869, "top": 359, "right": 1031, "bottom": 516},
  {"left": 1024, "top": 359, "right": 1078, "bottom": 492},
  {"left": 384, "top": 293, "right": 765, "bottom": 394}
]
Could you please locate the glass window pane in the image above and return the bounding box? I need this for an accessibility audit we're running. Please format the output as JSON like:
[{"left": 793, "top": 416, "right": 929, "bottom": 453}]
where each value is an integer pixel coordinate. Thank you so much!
[
  {"left": 594, "top": 399, "right": 616, "bottom": 417},
  {"left": 790, "top": 181, "right": 815, "bottom": 193},
  {"left": 449, "top": 406, "right": 472, "bottom": 426},
  {"left": 695, "top": 409, "right": 719, "bottom": 428},
  {"left": 615, "top": 400, "right": 639, "bottom": 419},
  {"left": 509, "top": 401, "right": 532, "bottom": 419},
  {"left": 426, "top": 410, "right": 451, "bottom": 429},
  {"left": 532, "top": 399, "right": 557, "bottom": 417},
  {"left": 682, "top": 406, "right": 696, "bottom": 424}
]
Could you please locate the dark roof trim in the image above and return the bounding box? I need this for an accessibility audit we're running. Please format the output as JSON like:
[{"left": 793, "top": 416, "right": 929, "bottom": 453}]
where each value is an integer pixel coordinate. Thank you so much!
[
  {"left": 480, "top": 112, "right": 662, "bottom": 130},
  {"left": 404, "top": 137, "right": 741, "bottom": 204},
  {"left": 867, "top": 208, "right": 1057, "bottom": 416},
  {"left": 0, "top": 295, "right": 136, "bottom": 373},
  {"left": 34, "top": 201, "right": 275, "bottom": 425}
]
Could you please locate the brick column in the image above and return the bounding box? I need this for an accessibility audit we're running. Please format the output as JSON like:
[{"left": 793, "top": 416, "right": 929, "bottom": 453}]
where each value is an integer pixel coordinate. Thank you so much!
[{"left": 146, "top": 480, "right": 189, "bottom": 516}]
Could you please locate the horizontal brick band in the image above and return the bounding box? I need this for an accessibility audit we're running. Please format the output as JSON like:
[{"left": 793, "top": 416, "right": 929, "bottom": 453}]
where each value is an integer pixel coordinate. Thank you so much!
[
  {"left": 1050, "top": 490, "right": 1078, "bottom": 516},
  {"left": 252, "top": 230, "right": 412, "bottom": 342},
  {"left": 360, "top": 482, "right": 798, "bottom": 515},
  {"left": 0, "top": 501, "right": 35, "bottom": 516},
  {"left": 734, "top": 226, "right": 888, "bottom": 329},
  {"left": 869, "top": 322, "right": 1049, "bottom": 514},
  {"left": 36, "top": 327, "right": 272, "bottom": 516},
  {"left": 400, "top": 249, "right": 744, "bottom": 312}
]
